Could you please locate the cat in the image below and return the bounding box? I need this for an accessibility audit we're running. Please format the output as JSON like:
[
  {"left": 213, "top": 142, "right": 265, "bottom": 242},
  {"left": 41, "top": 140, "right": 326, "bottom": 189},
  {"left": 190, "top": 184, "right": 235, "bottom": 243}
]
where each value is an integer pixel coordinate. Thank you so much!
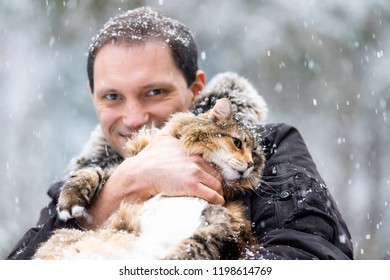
[{"left": 33, "top": 98, "right": 265, "bottom": 260}]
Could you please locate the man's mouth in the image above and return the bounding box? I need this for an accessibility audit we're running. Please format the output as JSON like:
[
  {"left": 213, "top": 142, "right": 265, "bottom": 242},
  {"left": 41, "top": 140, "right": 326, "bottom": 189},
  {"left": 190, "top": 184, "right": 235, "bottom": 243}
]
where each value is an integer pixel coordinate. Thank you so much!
[
  {"left": 120, "top": 133, "right": 133, "bottom": 139},
  {"left": 118, "top": 128, "right": 138, "bottom": 140}
]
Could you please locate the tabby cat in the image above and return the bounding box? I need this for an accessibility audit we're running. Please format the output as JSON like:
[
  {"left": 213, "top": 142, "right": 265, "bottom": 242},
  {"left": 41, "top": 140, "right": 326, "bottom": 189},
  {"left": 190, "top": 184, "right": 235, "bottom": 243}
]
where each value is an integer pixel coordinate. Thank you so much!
[{"left": 33, "top": 98, "right": 265, "bottom": 260}]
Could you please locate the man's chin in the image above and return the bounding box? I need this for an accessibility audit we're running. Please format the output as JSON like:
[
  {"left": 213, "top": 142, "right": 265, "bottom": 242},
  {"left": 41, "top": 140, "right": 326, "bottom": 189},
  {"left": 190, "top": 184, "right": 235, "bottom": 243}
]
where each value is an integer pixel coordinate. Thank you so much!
[
  {"left": 108, "top": 137, "right": 129, "bottom": 157},
  {"left": 119, "top": 136, "right": 131, "bottom": 147}
]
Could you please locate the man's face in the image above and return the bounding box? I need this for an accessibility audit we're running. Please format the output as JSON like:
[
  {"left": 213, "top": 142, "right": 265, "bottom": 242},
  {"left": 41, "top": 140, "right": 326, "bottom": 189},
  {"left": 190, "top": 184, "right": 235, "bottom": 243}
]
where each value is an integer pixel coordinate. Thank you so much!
[{"left": 91, "top": 41, "right": 205, "bottom": 156}]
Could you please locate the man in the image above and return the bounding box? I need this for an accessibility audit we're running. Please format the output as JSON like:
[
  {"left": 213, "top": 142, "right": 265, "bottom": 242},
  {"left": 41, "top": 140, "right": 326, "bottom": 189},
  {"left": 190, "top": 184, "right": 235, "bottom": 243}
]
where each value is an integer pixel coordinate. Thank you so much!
[{"left": 7, "top": 6, "right": 353, "bottom": 259}]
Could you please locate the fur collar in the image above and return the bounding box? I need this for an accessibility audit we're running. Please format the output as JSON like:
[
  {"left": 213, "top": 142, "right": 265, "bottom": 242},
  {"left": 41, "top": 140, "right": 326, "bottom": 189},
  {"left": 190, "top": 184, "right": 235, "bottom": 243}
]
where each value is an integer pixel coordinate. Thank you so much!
[{"left": 67, "top": 72, "right": 268, "bottom": 173}]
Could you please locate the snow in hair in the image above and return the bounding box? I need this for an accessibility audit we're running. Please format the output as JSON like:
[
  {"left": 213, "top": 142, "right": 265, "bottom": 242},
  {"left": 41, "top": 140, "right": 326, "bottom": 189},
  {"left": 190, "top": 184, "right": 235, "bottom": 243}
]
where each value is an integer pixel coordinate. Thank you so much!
[{"left": 88, "top": 6, "right": 194, "bottom": 56}]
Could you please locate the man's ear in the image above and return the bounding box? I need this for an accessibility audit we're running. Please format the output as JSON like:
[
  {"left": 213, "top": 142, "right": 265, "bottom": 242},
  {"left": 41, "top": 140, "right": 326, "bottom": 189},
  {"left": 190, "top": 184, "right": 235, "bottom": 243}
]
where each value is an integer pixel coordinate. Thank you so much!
[
  {"left": 190, "top": 70, "right": 206, "bottom": 102},
  {"left": 87, "top": 81, "right": 93, "bottom": 94}
]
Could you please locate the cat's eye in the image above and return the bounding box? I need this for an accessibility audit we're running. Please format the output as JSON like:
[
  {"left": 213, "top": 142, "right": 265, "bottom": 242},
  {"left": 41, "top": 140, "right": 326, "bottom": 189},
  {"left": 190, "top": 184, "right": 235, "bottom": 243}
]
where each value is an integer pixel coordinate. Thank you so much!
[{"left": 232, "top": 137, "right": 242, "bottom": 150}]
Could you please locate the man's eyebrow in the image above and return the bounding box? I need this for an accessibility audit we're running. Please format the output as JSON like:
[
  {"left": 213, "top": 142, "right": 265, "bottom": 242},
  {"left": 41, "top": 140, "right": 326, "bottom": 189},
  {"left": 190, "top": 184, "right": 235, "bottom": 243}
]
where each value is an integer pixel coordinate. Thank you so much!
[
  {"left": 93, "top": 82, "right": 174, "bottom": 95},
  {"left": 93, "top": 85, "right": 120, "bottom": 95},
  {"left": 95, "top": 86, "right": 116, "bottom": 92},
  {"left": 140, "top": 82, "right": 173, "bottom": 90}
]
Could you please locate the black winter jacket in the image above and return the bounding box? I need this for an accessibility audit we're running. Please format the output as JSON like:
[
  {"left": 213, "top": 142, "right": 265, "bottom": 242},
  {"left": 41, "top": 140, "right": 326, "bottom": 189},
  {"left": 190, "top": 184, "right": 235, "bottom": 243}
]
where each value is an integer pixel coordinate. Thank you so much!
[{"left": 6, "top": 123, "right": 353, "bottom": 260}]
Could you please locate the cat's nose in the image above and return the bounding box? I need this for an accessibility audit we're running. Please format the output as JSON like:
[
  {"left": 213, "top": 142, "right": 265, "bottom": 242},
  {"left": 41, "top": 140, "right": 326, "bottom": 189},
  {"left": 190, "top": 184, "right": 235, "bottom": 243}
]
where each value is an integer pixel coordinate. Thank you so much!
[{"left": 247, "top": 161, "right": 254, "bottom": 168}]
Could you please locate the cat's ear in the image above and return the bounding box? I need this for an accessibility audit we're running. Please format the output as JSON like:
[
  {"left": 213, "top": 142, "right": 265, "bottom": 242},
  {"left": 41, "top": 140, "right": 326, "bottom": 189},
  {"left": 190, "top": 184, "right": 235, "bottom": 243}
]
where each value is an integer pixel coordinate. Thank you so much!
[{"left": 208, "top": 98, "right": 232, "bottom": 122}]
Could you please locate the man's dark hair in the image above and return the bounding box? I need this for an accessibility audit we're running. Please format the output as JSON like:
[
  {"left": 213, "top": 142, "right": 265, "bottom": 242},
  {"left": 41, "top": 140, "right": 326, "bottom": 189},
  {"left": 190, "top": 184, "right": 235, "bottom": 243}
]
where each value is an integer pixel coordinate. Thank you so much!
[{"left": 87, "top": 6, "right": 199, "bottom": 92}]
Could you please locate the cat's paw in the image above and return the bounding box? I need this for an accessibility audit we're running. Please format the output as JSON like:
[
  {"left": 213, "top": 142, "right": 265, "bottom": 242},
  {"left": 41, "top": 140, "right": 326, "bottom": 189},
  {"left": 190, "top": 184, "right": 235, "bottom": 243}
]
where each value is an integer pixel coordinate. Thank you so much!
[
  {"left": 57, "top": 167, "right": 103, "bottom": 221},
  {"left": 58, "top": 205, "right": 86, "bottom": 221}
]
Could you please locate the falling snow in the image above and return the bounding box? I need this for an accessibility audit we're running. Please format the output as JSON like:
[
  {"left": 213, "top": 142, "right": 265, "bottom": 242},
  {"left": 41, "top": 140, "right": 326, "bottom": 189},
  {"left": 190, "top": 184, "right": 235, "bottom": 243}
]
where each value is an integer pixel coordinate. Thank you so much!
[{"left": 1, "top": 0, "right": 389, "bottom": 261}]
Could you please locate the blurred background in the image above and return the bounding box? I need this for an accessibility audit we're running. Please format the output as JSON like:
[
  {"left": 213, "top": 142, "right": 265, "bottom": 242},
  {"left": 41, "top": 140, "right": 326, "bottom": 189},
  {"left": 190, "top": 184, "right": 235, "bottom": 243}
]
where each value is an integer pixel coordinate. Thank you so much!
[{"left": 0, "top": 0, "right": 389, "bottom": 259}]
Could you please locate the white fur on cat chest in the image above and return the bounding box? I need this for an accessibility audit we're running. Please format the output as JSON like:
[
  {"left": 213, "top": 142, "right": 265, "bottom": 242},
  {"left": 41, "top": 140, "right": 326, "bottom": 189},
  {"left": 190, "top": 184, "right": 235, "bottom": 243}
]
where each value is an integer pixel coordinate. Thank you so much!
[{"left": 124, "top": 194, "right": 208, "bottom": 259}]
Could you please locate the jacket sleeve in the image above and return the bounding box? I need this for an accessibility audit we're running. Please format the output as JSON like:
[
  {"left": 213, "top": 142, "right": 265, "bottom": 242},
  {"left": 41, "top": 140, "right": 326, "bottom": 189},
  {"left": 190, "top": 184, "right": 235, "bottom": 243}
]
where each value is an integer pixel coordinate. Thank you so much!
[
  {"left": 6, "top": 182, "right": 81, "bottom": 260},
  {"left": 247, "top": 123, "right": 354, "bottom": 259}
]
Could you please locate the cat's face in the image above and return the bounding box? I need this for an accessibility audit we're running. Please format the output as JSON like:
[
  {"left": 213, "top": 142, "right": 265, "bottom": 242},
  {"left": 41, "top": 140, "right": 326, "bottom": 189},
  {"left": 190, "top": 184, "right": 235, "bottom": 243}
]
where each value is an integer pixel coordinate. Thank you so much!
[
  {"left": 205, "top": 124, "right": 264, "bottom": 196},
  {"left": 210, "top": 130, "right": 259, "bottom": 182},
  {"left": 177, "top": 98, "right": 264, "bottom": 195}
]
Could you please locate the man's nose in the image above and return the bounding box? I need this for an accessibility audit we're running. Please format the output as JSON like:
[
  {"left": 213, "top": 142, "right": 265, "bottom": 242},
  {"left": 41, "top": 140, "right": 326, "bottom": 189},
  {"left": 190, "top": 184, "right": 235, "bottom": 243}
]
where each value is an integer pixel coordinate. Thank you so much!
[{"left": 122, "top": 102, "right": 150, "bottom": 130}]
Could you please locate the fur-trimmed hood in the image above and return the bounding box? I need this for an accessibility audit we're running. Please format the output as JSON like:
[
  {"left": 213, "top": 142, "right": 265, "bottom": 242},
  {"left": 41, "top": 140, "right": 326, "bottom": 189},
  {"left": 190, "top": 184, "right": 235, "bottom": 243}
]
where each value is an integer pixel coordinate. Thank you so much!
[
  {"left": 68, "top": 72, "right": 267, "bottom": 173},
  {"left": 193, "top": 72, "right": 267, "bottom": 125}
]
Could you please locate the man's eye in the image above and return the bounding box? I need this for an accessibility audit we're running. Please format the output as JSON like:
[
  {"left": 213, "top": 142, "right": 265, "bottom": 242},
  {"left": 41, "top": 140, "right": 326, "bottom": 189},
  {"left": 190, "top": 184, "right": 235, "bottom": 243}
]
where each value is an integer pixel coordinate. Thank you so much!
[
  {"left": 104, "top": 93, "right": 120, "bottom": 101},
  {"left": 147, "top": 89, "right": 165, "bottom": 96}
]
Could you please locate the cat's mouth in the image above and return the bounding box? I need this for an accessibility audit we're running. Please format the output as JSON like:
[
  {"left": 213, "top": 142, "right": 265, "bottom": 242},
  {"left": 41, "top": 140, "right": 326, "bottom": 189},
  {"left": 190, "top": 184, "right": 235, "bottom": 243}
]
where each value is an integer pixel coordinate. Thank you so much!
[
  {"left": 237, "top": 166, "right": 254, "bottom": 178},
  {"left": 211, "top": 152, "right": 254, "bottom": 181},
  {"left": 221, "top": 164, "right": 254, "bottom": 181}
]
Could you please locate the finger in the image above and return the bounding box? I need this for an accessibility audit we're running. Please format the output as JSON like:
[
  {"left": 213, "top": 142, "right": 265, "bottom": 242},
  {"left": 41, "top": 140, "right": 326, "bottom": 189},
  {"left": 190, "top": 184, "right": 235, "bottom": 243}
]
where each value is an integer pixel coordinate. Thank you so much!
[
  {"left": 200, "top": 171, "right": 223, "bottom": 197},
  {"left": 193, "top": 183, "right": 225, "bottom": 205},
  {"left": 199, "top": 161, "right": 223, "bottom": 184},
  {"left": 191, "top": 155, "right": 223, "bottom": 194}
]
